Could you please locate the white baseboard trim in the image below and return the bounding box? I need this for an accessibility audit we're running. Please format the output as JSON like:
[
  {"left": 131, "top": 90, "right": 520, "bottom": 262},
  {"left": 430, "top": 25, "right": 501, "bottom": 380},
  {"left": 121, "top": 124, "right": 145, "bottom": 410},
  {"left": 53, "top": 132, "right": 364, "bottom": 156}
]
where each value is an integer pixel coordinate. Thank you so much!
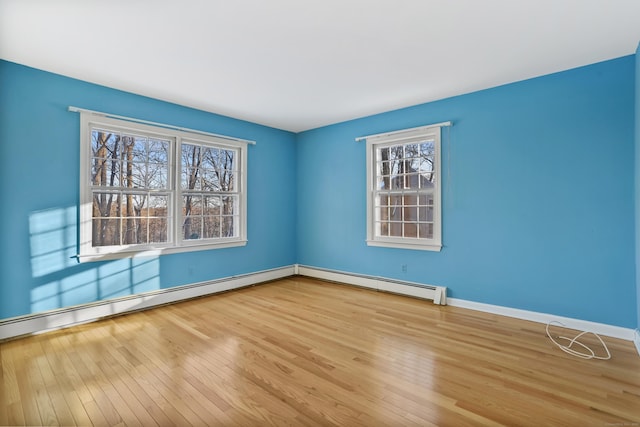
[
  {"left": 296, "top": 264, "right": 447, "bottom": 305},
  {"left": 448, "top": 298, "right": 636, "bottom": 341},
  {"left": 296, "top": 265, "right": 633, "bottom": 342},
  {"left": 0, "top": 265, "right": 295, "bottom": 341},
  {"left": 3, "top": 262, "right": 635, "bottom": 349}
]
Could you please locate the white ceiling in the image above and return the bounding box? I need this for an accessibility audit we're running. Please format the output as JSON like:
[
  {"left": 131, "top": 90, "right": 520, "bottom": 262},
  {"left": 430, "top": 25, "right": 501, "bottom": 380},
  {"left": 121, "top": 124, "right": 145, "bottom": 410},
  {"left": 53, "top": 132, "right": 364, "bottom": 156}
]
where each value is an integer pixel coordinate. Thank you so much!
[{"left": 1, "top": 1, "right": 640, "bottom": 132}]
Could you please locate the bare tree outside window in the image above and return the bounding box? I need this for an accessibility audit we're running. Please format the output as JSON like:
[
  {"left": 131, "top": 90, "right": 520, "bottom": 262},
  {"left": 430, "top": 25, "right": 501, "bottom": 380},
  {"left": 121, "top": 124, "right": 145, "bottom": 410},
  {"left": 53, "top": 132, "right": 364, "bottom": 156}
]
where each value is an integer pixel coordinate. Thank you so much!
[
  {"left": 91, "top": 130, "right": 170, "bottom": 247},
  {"left": 374, "top": 140, "right": 436, "bottom": 240},
  {"left": 181, "top": 142, "right": 238, "bottom": 241},
  {"left": 80, "top": 112, "right": 248, "bottom": 260}
]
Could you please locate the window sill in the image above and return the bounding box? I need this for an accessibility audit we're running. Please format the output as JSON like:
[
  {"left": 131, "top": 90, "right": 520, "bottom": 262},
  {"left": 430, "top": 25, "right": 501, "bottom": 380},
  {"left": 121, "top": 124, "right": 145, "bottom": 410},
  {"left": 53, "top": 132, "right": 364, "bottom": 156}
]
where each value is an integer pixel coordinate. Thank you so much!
[
  {"left": 77, "top": 239, "right": 248, "bottom": 263},
  {"left": 366, "top": 239, "right": 442, "bottom": 252}
]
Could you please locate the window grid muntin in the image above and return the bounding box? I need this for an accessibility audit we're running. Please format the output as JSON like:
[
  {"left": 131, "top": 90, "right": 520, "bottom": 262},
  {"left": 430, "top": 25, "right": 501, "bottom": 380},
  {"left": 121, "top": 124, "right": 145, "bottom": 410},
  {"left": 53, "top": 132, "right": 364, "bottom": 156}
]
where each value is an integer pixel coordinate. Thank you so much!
[
  {"left": 179, "top": 140, "right": 241, "bottom": 242},
  {"left": 373, "top": 137, "right": 437, "bottom": 241},
  {"left": 366, "top": 126, "right": 442, "bottom": 251},
  {"left": 80, "top": 113, "right": 247, "bottom": 259},
  {"left": 89, "top": 123, "right": 173, "bottom": 248},
  {"left": 90, "top": 128, "right": 170, "bottom": 190}
]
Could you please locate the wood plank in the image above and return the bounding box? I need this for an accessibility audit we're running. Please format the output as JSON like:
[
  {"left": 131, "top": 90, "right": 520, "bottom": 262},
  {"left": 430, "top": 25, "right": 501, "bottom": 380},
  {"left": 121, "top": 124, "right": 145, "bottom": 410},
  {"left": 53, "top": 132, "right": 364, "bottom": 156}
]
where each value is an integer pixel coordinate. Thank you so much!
[
  {"left": 1, "top": 276, "right": 639, "bottom": 426},
  {"left": 11, "top": 340, "right": 45, "bottom": 426}
]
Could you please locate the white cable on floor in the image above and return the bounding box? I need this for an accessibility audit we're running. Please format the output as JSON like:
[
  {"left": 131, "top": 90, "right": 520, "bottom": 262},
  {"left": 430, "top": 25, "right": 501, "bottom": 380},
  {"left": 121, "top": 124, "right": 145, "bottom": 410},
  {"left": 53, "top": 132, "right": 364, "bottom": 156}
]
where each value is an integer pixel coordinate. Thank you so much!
[{"left": 545, "top": 320, "right": 611, "bottom": 360}]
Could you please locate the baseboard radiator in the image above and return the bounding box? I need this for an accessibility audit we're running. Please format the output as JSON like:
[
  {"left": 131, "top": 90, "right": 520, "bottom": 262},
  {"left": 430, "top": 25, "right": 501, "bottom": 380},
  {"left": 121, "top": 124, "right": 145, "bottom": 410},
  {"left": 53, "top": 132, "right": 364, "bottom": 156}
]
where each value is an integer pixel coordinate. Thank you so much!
[
  {"left": 0, "top": 265, "right": 295, "bottom": 341},
  {"left": 0, "top": 264, "right": 447, "bottom": 341},
  {"left": 295, "top": 265, "right": 447, "bottom": 305}
]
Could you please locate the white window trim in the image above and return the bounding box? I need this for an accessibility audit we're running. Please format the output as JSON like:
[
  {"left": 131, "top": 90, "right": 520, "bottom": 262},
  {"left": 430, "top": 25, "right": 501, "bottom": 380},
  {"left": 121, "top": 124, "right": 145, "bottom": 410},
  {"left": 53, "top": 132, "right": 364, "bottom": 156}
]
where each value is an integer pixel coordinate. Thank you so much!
[
  {"left": 78, "top": 113, "right": 248, "bottom": 262},
  {"left": 365, "top": 125, "right": 443, "bottom": 251}
]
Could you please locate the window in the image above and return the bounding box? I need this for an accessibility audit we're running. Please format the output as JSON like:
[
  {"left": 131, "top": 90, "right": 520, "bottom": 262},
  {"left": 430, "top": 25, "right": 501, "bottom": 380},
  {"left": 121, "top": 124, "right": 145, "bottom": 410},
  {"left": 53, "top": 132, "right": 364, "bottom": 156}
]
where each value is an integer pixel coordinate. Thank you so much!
[
  {"left": 365, "top": 124, "right": 444, "bottom": 251},
  {"left": 79, "top": 113, "right": 247, "bottom": 261}
]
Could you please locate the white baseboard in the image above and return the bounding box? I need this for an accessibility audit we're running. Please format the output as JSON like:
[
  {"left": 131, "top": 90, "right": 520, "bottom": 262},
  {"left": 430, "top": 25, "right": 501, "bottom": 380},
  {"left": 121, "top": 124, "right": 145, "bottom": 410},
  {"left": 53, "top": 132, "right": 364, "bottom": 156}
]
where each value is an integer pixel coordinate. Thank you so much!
[
  {"left": 3, "top": 263, "right": 636, "bottom": 349},
  {"left": 448, "top": 298, "right": 636, "bottom": 341},
  {"left": 296, "top": 265, "right": 447, "bottom": 305},
  {"left": 0, "top": 265, "right": 295, "bottom": 340},
  {"left": 296, "top": 265, "right": 633, "bottom": 342}
]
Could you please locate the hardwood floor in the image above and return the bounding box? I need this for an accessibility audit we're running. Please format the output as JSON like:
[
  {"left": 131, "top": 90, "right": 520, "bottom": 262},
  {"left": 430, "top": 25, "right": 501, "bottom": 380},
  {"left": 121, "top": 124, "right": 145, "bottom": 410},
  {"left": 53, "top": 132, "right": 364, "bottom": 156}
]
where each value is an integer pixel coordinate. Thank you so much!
[{"left": 1, "top": 276, "right": 639, "bottom": 426}]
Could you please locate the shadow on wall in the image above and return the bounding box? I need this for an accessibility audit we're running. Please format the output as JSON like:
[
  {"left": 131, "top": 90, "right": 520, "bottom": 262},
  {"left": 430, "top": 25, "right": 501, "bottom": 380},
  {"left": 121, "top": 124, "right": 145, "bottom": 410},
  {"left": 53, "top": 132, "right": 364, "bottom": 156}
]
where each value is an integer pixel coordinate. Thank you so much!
[{"left": 29, "top": 207, "right": 160, "bottom": 313}]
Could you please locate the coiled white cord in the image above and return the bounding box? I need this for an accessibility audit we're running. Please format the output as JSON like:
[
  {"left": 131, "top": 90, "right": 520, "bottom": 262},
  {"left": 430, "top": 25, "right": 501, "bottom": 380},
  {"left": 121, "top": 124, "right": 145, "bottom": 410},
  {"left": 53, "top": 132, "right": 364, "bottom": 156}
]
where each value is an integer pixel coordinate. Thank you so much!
[{"left": 546, "top": 321, "right": 611, "bottom": 360}]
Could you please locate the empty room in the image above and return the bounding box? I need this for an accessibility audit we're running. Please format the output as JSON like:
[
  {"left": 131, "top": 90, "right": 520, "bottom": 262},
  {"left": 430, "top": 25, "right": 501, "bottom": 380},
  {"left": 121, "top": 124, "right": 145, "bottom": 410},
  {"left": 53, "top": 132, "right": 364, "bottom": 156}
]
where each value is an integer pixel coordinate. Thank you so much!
[{"left": 1, "top": 0, "right": 640, "bottom": 425}]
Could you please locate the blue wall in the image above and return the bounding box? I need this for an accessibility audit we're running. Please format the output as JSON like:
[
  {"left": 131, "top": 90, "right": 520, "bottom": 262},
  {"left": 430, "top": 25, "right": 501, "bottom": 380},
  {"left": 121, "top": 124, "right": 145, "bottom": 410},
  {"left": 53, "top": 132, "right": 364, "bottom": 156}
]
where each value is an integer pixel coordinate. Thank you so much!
[
  {"left": 297, "top": 56, "right": 637, "bottom": 328},
  {"left": 0, "top": 60, "right": 297, "bottom": 319},
  {"left": 2, "top": 55, "right": 638, "bottom": 329},
  {"left": 636, "top": 42, "right": 640, "bottom": 333}
]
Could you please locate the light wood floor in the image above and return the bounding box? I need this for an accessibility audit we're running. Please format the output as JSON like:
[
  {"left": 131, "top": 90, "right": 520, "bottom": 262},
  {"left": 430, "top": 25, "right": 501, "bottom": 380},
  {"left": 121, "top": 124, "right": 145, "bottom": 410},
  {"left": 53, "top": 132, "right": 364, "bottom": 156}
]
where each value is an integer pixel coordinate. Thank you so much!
[{"left": 1, "top": 276, "right": 639, "bottom": 426}]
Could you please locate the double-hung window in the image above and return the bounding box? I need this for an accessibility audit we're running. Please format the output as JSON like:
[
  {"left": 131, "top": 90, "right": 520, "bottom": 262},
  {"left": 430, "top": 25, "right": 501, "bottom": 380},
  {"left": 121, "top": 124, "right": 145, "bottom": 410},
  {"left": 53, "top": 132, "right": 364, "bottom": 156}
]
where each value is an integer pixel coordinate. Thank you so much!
[
  {"left": 78, "top": 112, "right": 247, "bottom": 261},
  {"left": 365, "top": 124, "right": 444, "bottom": 251}
]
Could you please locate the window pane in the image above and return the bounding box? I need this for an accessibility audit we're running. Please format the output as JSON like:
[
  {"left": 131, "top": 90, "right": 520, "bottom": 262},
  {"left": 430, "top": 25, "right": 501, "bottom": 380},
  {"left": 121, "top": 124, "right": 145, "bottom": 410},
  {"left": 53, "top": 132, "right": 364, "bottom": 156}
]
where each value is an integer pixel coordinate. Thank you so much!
[
  {"left": 402, "top": 204, "right": 418, "bottom": 223},
  {"left": 92, "top": 130, "right": 121, "bottom": 187},
  {"left": 378, "top": 147, "right": 389, "bottom": 162},
  {"left": 201, "top": 167, "right": 220, "bottom": 191},
  {"left": 149, "top": 139, "right": 169, "bottom": 163},
  {"left": 221, "top": 149, "right": 235, "bottom": 169},
  {"left": 220, "top": 169, "right": 235, "bottom": 192},
  {"left": 183, "top": 195, "right": 201, "bottom": 215},
  {"left": 182, "top": 167, "right": 202, "bottom": 190},
  {"left": 203, "top": 196, "right": 221, "bottom": 216},
  {"left": 120, "top": 193, "right": 138, "bottom": 221},
  {"left": 183, "top": 195, "right": 201, "bottom": 239},
  {"left": 184, "top": 216, "right": 202, "bottom": 240},
  {"left": 377, "top": 175, "right": 388, "bottom": 190},
  {"left": 148, "top": 195, "right": 168, "bottom": 217},
  {"left": 376, "top": 221, "right": 389, "bottom": 237},
  {"left": 375, "top": 207, "right": 388, "bottom": 223},
  {"left": 92, "top": 192, "right": 120, "bottom": 217},
  {"left": 137, "top": 218, "right": 149, "bottom": 244},
  {"left": 128, "top": 136, "right": 147, "bottom": 163},
  {"left": 390, "top": 167, "right": 403, "bottom": 188},
  {"left": 92, "top": 130, "right": 120, "bottom": 160},
  {"left": 203, "top": 216, "right": 220, "bottom": 239},
  {"left": 420, "top": 141, "right": 435, "bottom": 161},
  {"left": 389, "top": 146, "right": 403, "bottom": 161},
  {"left": 181, "top": 144, "right": 201, "bottom": 190},
  {"left": 419, "top": 193, "right": 434, "bottom": 206},
  {"left": 221, "top": 216, "right": 236, "bottom": 237},
  {"left": 221, "top": 150, "right": 236, "bottom": 191},
  {"left": 389, "top": 195, "right": 402, "bottom": 221},
  {"left": 419, "top": 223, "right": 434, "bottom": 239},
  {"left": 222, "top": 196, "right": 237, "bottom": 215},
  {"left": 92, "top": 159, "right": 118, "bottom": 187},
  {"left": 148, "top": 167, "right": 168, "bottom": 189},
  {"left": 92, "top": 218, "right": 121, "bottom": 247},
  {"left": 148, "top": 218, "right": 168, "bottom": 243},
  {"left": 201, "top": 147, "right": 219, "bottom": 169},
  {"left": 122, "top": 216, "right": 142, "bottom": 245},
  {"left": 420, "top": 173, "right": 435, "bottom": 187},
  {"left": 389, "top": 221, "right": 402, "bottom": 237},
  {"left": 418, "top": 142, "right": 435, "bottom": 185},
  {"left": 376, "top": 193, "right": 390, "bottom": 206},
  {"left": 404, "top": 144, "right": 419, "bottom": 159},
  {"left": 120, "top": 135, "right": 140, "bottom": 190},
  {"left": 147, "top": 139, "right": 170, "bottom": 189},
  {"left": 404, "top": 222, "right": 417, "bottom": 238},
  {"left": 404, "top": 173, "right": 421, "bottom": 189},
  {"left": 418, "top": 206, "right": 434, "bottom": 222}
]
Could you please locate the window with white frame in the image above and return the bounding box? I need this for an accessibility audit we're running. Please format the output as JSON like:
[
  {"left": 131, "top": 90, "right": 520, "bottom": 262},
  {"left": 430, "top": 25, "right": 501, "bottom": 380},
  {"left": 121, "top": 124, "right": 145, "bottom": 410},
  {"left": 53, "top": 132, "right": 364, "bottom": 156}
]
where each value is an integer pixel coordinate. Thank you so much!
[
  {"left": 78, "top": 112, "right": 247, "bottom": 261},
  {"left": 365, "top": 124, "right": 444, "bottom": 251}
]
